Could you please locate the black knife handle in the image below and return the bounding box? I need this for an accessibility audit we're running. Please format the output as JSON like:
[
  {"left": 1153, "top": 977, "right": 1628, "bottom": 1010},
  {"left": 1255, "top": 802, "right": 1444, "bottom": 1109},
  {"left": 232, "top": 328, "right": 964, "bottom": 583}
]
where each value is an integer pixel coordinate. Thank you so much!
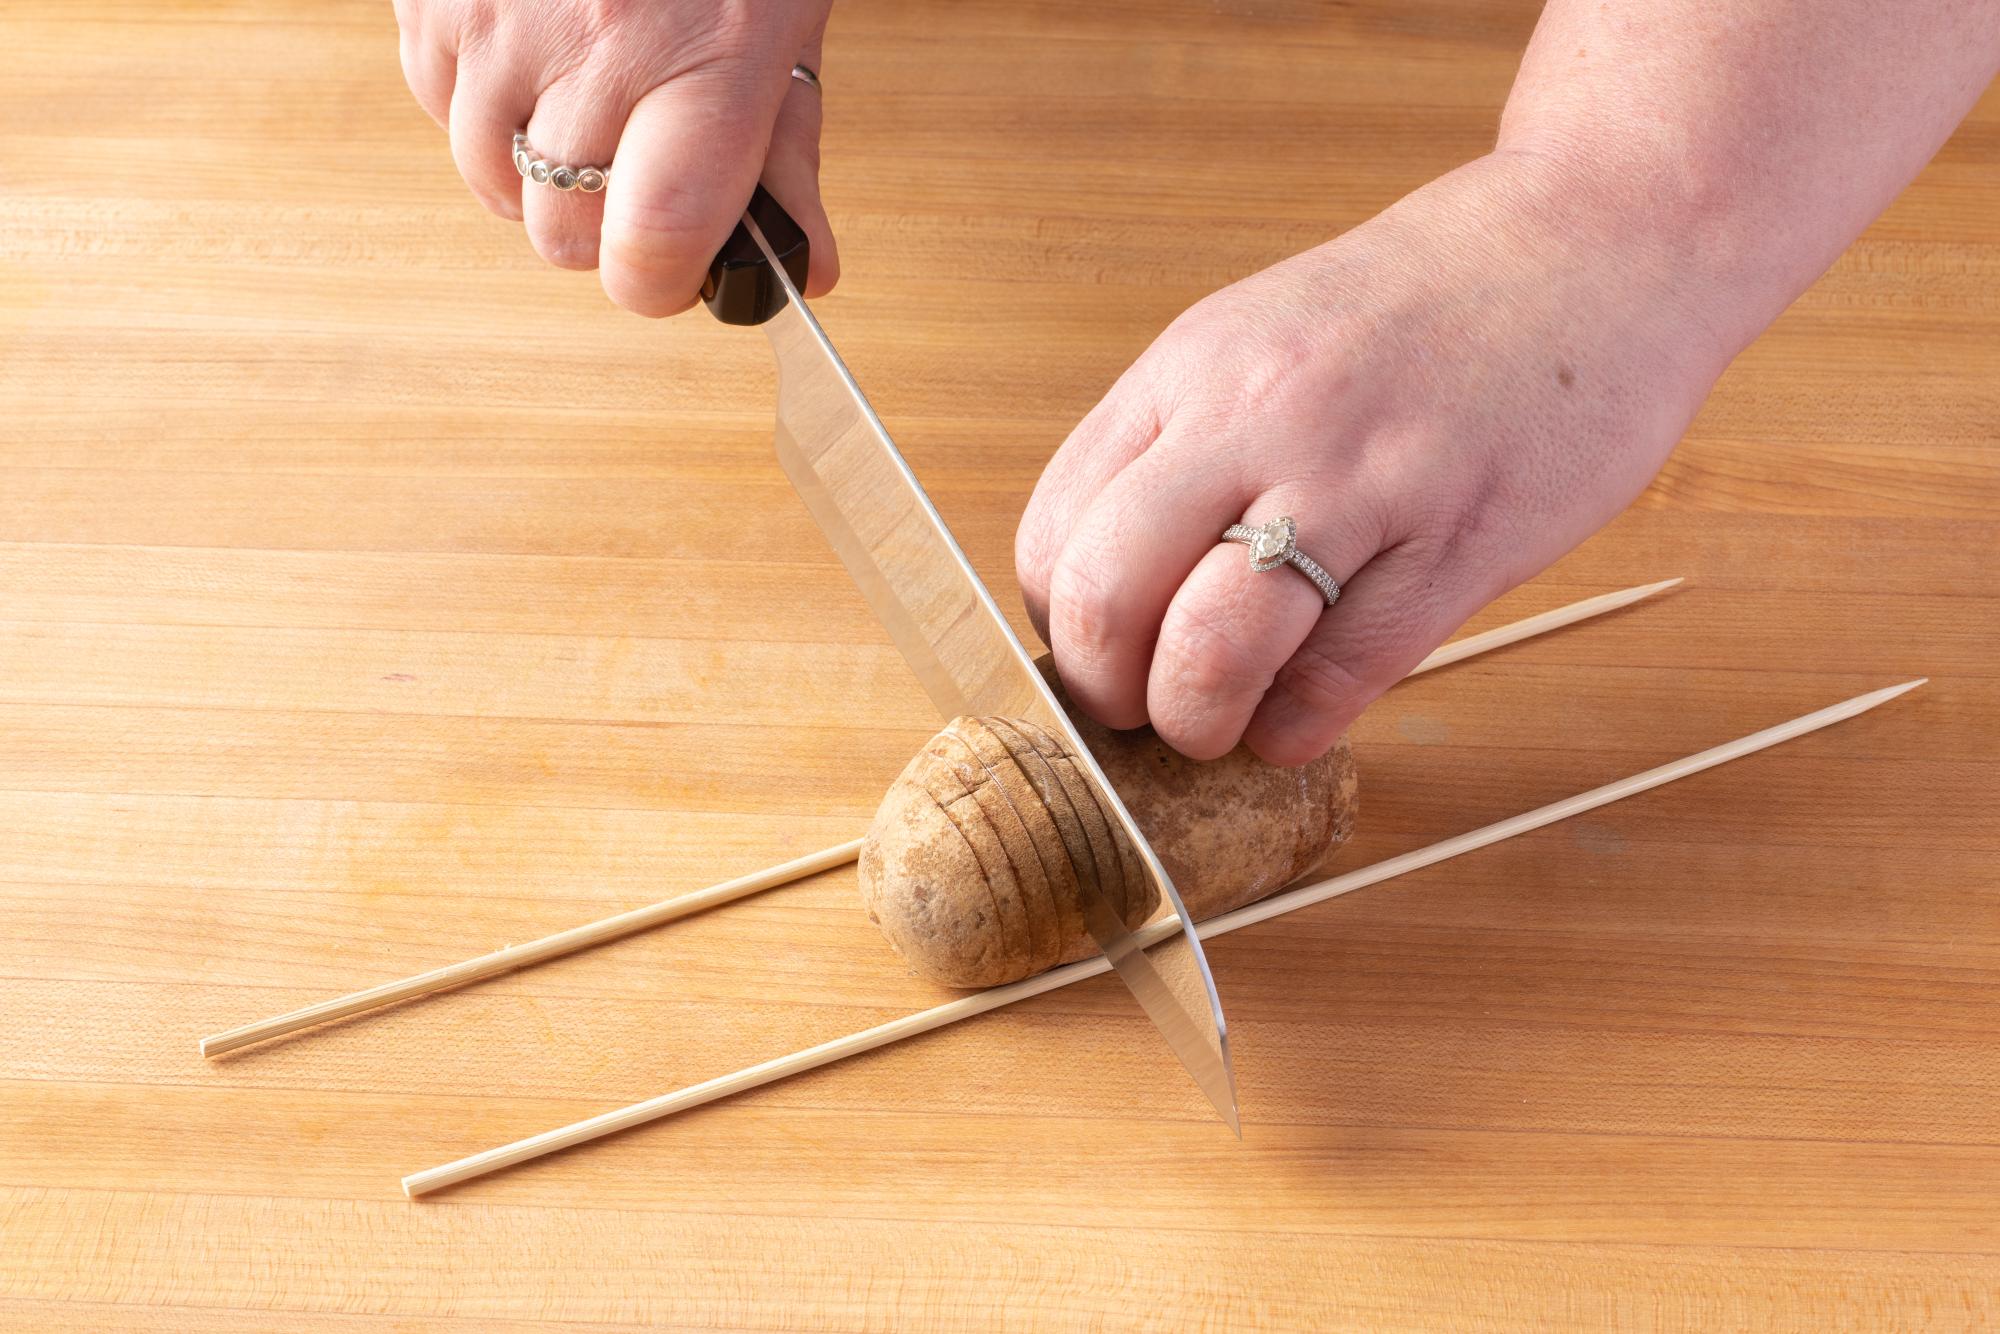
[{"left": 702, "top": 184, "right": 810, "bottom": 326}]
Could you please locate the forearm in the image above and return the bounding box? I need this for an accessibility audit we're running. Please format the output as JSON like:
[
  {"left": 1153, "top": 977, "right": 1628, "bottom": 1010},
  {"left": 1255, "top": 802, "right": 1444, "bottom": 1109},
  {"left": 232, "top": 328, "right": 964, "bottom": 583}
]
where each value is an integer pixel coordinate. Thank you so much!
[{"left": 1497, "top": 0, "right": 2000, "bottom": 356}]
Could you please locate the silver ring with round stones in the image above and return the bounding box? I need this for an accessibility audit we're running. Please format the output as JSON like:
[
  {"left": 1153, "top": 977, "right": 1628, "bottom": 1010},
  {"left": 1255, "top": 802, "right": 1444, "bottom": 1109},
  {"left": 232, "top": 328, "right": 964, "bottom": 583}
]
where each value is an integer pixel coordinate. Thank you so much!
[
  {"left": 511, "top": 133, "right": 608, "bottom": 193},
  {"left": 1221, "top": 516, "right": 1341, "bottom": 607}
]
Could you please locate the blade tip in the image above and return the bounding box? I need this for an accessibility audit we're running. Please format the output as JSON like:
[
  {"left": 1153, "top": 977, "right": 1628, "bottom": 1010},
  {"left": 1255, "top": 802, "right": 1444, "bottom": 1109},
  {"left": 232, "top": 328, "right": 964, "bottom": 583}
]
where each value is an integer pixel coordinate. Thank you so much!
[{"left": 1214, "top": 1077, "right": 1242, "bottom": 1138}]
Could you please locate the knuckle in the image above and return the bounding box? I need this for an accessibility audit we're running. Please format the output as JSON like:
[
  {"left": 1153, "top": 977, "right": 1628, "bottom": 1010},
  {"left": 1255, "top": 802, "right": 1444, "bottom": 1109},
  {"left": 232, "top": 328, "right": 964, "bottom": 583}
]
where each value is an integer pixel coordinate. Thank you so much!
[
  {"left": 704, "top": 0, "right": 780, "bottom": 59},
  {"left": 1045, "top": 553, "right": 1145, "bottom": 729},
  {"left": 579, "top": 0, "right": 642, "bottom": 26},
  {"left": 1149, "top": 611, "right": 1269, "bottom": 760},
  {"left": 1150, "top": 702, "right": 1237, "bottom": 762},
  {"left": 455, "top": 160, "right": 519, "bottom": 217},
  {"left": 1047, "top": 550, "right": 1121, "bottom": 655},
  {"left": 452, "top": 144, "right": 520, "bottom": 213},
  {"left": 1273, "top": 641, "right": 1373, "bottom": 721},
  {"left": 1247, "top": 723, "right": 1335, "bottom": 770},
  {"left": 1158, "top": 600, "right": 1269, "bottom": 707},
  {"left": 601, "top": 269, "right": 697, "bottom": 317},
  {"left": 1014, "top": 518, "right": 1055, "bottom": 612},
  {"left": 452, "top": 0, "right": 501, "bottom": 49},
  {"left": 533, "top": 227, "right": 600, "bottom": 271},
  {"left": 596, "top": 0, "right": 767, "bottom": 70},
  {"left": 604, "top": 186, "right": 717, "bottom": 270},
  {"left": 400, "top": 70, "right": 445, "bottom": 123}
]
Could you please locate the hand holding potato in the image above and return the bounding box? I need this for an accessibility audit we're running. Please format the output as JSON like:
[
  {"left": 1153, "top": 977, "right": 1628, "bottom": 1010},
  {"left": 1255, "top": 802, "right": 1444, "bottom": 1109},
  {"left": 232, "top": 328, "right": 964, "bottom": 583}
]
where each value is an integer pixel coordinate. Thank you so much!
[
  {"left": 1018, "top": 151, "right": 1721, "bottom": 768},
  {"left": 1019, "top": 0, "right": 1999, "bottom": 766}
]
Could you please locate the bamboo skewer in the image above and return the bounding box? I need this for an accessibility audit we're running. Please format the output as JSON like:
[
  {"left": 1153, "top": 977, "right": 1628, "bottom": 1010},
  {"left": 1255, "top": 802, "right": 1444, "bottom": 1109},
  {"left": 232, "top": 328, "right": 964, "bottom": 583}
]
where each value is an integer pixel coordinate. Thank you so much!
[
  {"left": 403, "top": 677, "right": 1926, "bottom": 1196},
  {"left": 1402, "top": 577, "right": 1681, "bottom": 675},
  {"left": 199, "top": 839, "right": 866, "bottom": 1057},
  {"left": 201, "top": 578, "right": 1680, "bottom": 1058}
]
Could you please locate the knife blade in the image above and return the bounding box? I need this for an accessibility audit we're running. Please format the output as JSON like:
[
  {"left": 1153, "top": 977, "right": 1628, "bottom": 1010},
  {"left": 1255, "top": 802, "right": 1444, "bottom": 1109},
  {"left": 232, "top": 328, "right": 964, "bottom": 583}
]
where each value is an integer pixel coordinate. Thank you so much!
[{"left": 703, "top": 188, "right": 1238, "bottom": 1129}]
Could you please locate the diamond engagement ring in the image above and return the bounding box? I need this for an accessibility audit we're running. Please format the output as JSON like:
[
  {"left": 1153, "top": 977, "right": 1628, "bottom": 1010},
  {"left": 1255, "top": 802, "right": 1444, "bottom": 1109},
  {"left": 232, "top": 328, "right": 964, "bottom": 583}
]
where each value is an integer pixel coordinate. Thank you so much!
[
  {"left": 1221, "top": 516, "right": 1342, "bottom": 606},
  {"left": 511, "top": 134, "right": 607, "bottom": 192}
]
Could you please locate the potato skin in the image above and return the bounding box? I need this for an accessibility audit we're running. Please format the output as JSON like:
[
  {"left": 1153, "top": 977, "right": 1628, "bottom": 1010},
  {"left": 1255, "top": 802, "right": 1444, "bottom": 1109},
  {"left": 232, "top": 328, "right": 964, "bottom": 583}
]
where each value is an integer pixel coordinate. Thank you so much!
[
  {"left": 859, "top": 662, "right": 1358, "bottom": 987},
  {"left": 1061, "top": 688, "right": 1359, "bottom": 924},
  {"left": 859, "top": 716, "right": 1156, "bottom": 988},
  {"left": 856, "top": 735, "right": 1026, "bottom": 989}
]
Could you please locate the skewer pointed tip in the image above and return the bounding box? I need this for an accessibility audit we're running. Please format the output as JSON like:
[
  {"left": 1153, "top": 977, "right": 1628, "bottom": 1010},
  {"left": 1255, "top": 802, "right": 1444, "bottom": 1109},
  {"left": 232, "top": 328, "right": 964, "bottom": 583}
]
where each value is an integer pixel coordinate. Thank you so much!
[
  {"left": 1839, "top": 677, "right": 1929, "bottom": 714},
  {"left": 1405, "top": 576, "right": 1686, "bottom": 678}
]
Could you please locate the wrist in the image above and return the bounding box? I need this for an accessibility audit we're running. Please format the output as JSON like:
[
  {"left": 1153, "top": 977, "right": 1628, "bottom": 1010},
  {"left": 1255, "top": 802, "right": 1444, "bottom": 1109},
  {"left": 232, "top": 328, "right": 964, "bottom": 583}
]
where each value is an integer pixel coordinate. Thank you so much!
[
  {"left": 1368, "top": 149, "right": 1746, "bottom": 395},
  {"left": 1480, "top": 129, "right": 1798, "bottom": 364}
]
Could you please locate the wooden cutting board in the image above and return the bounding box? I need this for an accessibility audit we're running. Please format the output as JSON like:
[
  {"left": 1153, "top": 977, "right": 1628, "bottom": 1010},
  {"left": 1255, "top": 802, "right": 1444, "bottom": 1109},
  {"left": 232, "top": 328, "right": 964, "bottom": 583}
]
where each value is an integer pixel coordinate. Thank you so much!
[{"left": 2, "top": 0, "right": 1996, "bottom": 1328}]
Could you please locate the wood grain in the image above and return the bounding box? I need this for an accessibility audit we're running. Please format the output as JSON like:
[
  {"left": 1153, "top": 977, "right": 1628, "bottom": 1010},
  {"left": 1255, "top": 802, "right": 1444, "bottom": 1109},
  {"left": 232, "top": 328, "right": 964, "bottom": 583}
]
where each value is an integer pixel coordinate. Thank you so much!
[{"left": 2, "top": 0, "right": 1996, "bottom": 1327}]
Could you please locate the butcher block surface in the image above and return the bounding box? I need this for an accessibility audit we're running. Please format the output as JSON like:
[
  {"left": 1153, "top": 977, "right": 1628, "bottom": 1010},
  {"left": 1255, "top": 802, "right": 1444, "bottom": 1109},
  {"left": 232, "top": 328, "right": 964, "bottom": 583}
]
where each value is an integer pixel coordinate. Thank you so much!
[{"left": 3, "top": 1, "right": 1997, "bottom": 1328}]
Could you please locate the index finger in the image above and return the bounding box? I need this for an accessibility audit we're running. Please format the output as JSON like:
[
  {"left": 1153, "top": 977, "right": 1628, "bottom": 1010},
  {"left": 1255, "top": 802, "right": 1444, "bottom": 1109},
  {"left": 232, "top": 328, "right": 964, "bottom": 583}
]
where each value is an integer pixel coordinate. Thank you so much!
[{"left": 600, "top": 64, "right": 791, "bottom": 317}]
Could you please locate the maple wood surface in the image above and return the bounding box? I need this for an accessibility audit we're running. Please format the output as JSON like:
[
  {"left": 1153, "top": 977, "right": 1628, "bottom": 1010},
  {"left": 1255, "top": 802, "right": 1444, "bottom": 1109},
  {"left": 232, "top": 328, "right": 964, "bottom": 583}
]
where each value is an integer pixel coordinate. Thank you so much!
[{"left": 2, "top": 1, "right": 1996, "bottom": 1329}]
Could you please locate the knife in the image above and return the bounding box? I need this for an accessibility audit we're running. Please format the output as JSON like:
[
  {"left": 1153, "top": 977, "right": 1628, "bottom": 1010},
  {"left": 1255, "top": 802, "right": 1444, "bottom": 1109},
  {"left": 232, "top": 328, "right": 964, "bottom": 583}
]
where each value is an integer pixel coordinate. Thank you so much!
[{"left": 703, "top": 187, "right": 1238, "bottom": 1129}]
